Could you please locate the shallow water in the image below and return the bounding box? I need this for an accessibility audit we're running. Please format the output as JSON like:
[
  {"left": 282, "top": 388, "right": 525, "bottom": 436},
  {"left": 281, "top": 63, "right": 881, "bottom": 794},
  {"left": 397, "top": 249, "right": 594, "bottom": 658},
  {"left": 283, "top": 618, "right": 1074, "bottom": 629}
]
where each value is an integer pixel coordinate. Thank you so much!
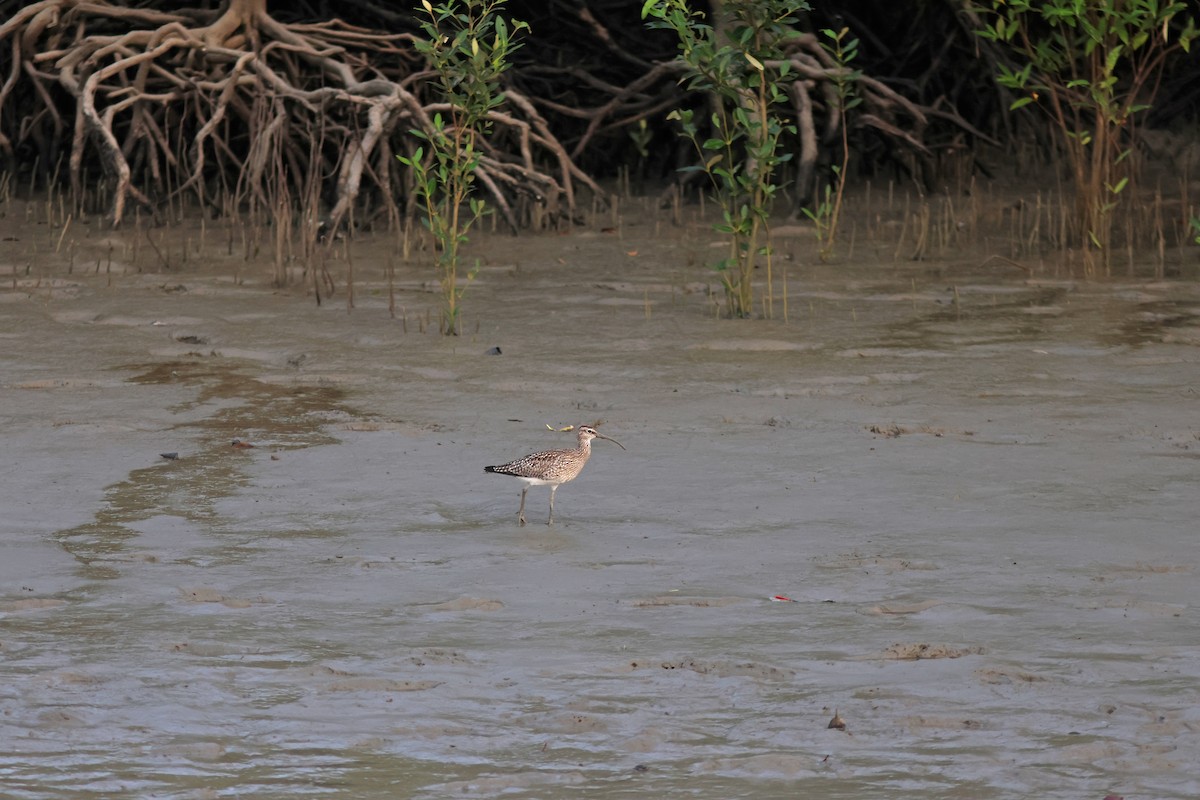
[{"left": 1, "top": 208, "right": 1199, "bottom": 799}]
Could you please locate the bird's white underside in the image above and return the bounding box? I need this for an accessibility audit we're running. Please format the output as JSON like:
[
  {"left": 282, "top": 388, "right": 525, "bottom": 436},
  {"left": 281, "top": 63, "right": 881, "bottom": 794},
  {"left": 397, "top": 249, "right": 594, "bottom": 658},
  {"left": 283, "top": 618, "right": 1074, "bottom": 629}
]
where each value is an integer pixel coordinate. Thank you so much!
[{"left": 513, "top": 476, "right": 556, "bottom": 487}]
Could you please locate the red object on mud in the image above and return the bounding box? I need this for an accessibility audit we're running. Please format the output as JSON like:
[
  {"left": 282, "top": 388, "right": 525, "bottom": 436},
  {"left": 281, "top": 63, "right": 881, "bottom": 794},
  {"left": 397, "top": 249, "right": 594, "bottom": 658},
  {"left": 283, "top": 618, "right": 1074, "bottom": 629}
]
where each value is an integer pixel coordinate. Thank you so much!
[{"left": 769, "top": 595, "right": 797, "bottom": 603}]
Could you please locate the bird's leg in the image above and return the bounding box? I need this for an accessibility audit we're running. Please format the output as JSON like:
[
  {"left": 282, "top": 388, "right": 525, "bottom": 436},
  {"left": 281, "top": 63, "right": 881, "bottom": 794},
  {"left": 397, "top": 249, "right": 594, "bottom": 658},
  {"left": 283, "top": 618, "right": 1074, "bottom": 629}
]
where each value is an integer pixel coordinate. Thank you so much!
[
  {"left": 518, "top": 486, "right": 528, "bottom": 527},
  {"left": 547, "top": 485, "right": 557, "bottom": 526}
]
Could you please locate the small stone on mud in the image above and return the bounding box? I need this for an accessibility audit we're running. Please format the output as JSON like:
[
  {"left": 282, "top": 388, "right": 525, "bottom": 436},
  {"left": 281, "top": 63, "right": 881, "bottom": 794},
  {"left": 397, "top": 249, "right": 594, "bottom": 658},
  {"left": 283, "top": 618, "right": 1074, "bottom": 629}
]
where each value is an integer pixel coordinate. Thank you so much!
[
  {"left": 486, "top": 346, "right": 502, "bottom": 355},
  {"left": 160, "top": 452, "right": 178, "bottom": 460}
]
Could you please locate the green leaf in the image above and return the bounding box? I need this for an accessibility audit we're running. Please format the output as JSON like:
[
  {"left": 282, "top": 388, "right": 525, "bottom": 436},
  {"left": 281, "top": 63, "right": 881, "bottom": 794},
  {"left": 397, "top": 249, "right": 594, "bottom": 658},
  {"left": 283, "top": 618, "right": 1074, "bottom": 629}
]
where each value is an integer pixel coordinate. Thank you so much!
[{"left": 1104, "top": 46, "right": 1122, "bottom": 76}]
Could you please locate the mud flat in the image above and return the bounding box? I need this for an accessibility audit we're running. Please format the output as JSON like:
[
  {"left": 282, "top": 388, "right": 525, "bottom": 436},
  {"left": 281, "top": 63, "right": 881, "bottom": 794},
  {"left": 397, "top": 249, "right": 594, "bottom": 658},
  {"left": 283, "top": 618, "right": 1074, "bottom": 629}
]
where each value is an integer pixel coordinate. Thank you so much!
[{"left": 1, "top": 204, "right": 1198, "bottom": 799}]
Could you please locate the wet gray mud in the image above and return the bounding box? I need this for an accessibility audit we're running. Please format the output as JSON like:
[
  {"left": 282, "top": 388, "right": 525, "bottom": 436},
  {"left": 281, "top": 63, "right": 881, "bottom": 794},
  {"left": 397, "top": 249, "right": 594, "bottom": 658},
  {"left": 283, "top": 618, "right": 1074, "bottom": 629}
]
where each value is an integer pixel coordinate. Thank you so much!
[{"left": 1, "top": 204, "right": 1198, "bottom": 799}]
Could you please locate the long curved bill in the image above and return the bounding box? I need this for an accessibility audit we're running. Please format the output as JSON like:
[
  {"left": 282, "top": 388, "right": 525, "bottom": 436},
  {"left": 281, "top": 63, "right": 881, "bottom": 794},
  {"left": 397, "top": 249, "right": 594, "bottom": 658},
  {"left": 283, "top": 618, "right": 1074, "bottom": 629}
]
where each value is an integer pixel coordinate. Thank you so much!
[{"left": 594, "top": 431, "right": 626, "bottom": 450}]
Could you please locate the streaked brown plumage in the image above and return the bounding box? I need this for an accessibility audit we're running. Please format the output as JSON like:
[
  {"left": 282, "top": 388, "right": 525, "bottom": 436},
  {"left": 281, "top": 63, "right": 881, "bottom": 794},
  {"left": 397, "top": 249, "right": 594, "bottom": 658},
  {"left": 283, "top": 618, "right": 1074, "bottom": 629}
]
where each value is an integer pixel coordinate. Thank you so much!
[{"left": 484, "top": 425, "right": 625, "bottom": 526}]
